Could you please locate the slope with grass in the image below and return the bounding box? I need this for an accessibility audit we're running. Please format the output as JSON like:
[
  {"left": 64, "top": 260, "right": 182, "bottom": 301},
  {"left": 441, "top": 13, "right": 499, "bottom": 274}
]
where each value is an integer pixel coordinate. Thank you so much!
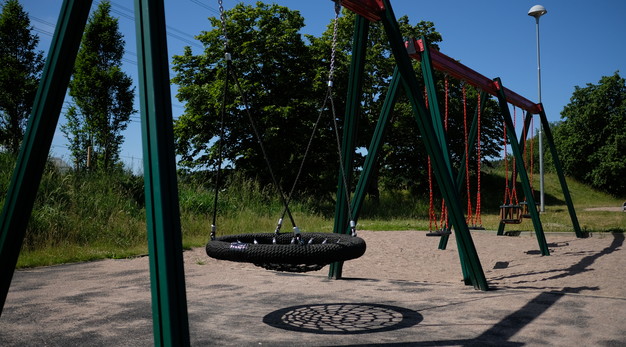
[{"left": 1, "top": 152, "right": 623, "bottom": 268}]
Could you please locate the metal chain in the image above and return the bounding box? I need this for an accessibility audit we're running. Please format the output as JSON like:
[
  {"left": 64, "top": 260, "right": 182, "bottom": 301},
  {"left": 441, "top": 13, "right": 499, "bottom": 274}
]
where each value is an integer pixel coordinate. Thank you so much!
[
  {"left": 211, "top": 0, "right": 230, "bottom": 241},
  {"left": 330, "top": 92, "right": 357, "bottom": 237},
  {"left": 327, "top": 1, "right": 356, "bottom": 237},
  {"left": 327, "top": 1, "right": 341, "bottom": 86},
  {"left": 218, "top": 0, "right": 229, "bottom": 52}
]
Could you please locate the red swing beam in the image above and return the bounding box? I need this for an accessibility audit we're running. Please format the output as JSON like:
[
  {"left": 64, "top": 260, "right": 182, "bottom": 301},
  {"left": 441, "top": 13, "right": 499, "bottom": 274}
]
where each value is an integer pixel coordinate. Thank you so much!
[
  {"left": 407, "top": 38, "right": 542, "bottom": 114},
  {"left": 339, "top": 0, "right": 385, "bottom": 22},
  {"left": 338, "top": 1, "right": 542, "bottom": 114}
]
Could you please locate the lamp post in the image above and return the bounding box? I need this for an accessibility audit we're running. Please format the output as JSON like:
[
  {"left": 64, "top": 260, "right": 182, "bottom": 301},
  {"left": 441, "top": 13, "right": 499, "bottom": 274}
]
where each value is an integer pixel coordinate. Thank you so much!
[{"left": 528, "top": 4, "right": 547, "bottom": 213}]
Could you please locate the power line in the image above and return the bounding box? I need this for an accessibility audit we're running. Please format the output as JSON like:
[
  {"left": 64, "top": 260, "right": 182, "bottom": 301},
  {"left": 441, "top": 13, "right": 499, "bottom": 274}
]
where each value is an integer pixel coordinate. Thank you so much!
[
  {"left": 30, "top": 2, "right": 204, "bottom": 49},
  {"left": 30, "top": 15, "right": 56, "bottom": 28},
  {"left": 108, "top": 0, "right": 203, "bottom": 48},
  {"left": 189, "top": 0, "right": 220, "bottom": 15},
  {"left": 32, "top": 27, "right": 54, "bottom": 37}
]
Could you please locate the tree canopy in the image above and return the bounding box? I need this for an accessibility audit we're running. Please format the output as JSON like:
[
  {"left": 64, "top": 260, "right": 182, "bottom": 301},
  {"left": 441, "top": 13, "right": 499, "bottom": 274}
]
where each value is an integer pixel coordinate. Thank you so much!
[
  {"left": 172, "top": 2, "right": 335, "bottom": 199},
  {"left": 554, "top": 72, "right": 626, "bottom": 196},
  {"left": 63, "top": 0, "right": 135, "bottom": 171},
  {"left": 0, "top": 0, "right": 44, "bottom": 154},
  {"left": 172, "top": 2, "right": 504, "bottom": 202}
]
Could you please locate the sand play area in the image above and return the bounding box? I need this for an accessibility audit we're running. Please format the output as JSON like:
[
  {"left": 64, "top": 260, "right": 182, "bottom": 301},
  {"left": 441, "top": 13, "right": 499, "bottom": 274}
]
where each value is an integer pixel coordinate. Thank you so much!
[{"left": 1, "top": 230, "right": 625, "bottom": 346}]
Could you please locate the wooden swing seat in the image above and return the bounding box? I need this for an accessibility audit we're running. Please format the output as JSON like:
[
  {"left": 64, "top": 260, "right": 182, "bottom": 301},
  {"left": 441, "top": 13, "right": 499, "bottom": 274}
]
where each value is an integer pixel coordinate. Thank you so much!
[
  {"left": 520, "top": 201, "right": 539, "bottom": 218},
  {"left": 500, "top": 204, "right": 522, "bottom": 224},
  {"left": 426, "top": 229, "right": 452, "bottom": 237}
]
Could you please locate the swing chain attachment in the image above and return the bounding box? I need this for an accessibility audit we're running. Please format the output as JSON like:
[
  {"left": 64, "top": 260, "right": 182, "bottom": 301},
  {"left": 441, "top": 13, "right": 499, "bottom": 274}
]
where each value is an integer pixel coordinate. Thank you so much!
[
  {"left": 210, "top": 224, "right": 217, "bottom": 241},
  {"left": 274, "top": 218, "right": 283, "bottom": 234},
  {"left": 218, "top": 0, "right": 230, "bottom": 56},
  {"left": 328, "top": 0, "right": 341, "bottom": 87}
]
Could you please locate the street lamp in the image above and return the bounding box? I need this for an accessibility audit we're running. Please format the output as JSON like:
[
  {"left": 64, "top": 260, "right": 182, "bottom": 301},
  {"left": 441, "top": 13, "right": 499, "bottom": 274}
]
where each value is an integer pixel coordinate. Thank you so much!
[{"left": 528, "top": 4, "right": 547, "bottom": 213}]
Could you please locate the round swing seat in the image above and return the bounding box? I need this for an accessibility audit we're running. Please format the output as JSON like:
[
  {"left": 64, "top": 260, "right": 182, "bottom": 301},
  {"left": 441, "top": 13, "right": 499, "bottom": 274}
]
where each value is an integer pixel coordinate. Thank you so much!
[{"left": 206, "top": 232, "right": 366, "bottom": 273}]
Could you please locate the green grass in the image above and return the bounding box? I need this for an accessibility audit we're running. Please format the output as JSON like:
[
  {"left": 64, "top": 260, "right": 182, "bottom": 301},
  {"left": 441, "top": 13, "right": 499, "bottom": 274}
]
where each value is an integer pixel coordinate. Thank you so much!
[
  {"left": 1, "top": 152, "right": 623, "bottom": 268},
  {"left": 356, "top": 168, "right": 625, "bottom": 234},
  {"left": 479, "top": 169, "right": 625, "bottom": 233}
]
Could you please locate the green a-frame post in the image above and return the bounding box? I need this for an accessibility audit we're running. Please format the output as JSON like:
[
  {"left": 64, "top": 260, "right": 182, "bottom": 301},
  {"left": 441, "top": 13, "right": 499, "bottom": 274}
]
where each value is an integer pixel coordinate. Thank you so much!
[
  {"left": 407, "top": 34, "right": 583, "bottom": 251},
  {"left": 330, "top": 0, "right": 489, "bottom": 291},
  {"left": 536, "top": 106, "right": 584, "bottom": 238},
  {"left": 0, "top": 0, "right": 93, "bottom": 316},
  {"left": 0, "top": 0, "right": 191, "bottom": 344},
  {"left": 493, "top": 78, "right": 550, "bottom": 255},
  {"left": 494, "top": 99, "right": 584, "bottom": 240}
]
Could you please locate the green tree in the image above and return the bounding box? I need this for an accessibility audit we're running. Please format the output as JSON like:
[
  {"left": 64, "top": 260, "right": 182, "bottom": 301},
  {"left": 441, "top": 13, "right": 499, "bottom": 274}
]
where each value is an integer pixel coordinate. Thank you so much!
[
  {"left": 63, "top": 0, "right": 135, "bottom": 171},
  {"left": 172, "top": 2, "right": 505, "bottom": 203},
  {"left": 310, "top": 11, "right": 503, "bottom": 198},
  {"left": 172, "top": 2, "right": 336, "bottom": 199},
  {"left": 0, "top": 0, "right": 45, "bottom": 154},
  {"left": 554, "top": 72, "right": 626, "bottom": 195}
]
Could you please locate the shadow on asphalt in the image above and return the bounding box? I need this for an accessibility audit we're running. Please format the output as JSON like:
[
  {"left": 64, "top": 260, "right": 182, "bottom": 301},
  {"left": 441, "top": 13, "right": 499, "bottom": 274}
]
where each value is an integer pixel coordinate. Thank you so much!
[
  {"left": 493, "top": 232, "right": 624, "bottom": 288},
  {"left": 262, "top": 234, "right": 626, "bottom": 345}
]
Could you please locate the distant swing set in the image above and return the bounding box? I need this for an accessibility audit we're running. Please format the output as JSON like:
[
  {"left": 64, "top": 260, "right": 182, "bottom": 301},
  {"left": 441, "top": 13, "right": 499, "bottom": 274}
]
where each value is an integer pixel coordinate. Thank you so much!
[{"left": 0, "top": 0, "right": 586, "bottom": 343}]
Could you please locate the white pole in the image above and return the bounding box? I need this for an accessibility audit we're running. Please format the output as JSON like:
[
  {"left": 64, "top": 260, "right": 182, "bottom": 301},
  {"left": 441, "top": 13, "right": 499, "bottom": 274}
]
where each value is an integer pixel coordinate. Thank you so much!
[
  {"left": 536, "top": 16, "right": 545, "bottom": 212},
  {"left": 529, "top": 5, "right": 547, "bottom": 213}
]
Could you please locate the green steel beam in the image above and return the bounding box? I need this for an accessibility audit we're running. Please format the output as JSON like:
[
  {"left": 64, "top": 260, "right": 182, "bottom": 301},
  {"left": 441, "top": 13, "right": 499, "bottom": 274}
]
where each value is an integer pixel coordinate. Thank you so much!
[
  {"left": 503, "top": 108, "right": 537, "bottom": 218},
  {"left": 134, "top": 0, "right": 190, "bottom": 345},
  {"left": 380, "top": 0, "right": 488, "bottom": 290},
  {"left": 439, "top": 90, "right": 488, "bottom": 252},
  {"left": 497, "top": 100, "right": 536, "bottom": 236},
  {"left": 350, "top": 67, "right": 401, "bottom": 220},
  {"left": 0, "top": 0, "right": 92, "bottom": 316},
  {"left": 329, "top": 15, "right": 369, "bottom": 280},
  {"left": 443, "top": 91, "right": 488, "bottom": 284},
  {"left": 537, "top": 107, "right": 584, "bottom": 238},
  {"left": 493, "top": 78, "right": 549, "bottom": 256},
  {"left": 420, "top": 39, "right": 449, "bottom": 160},
  {"left": 418, "top": 38, "right": 470, "bottom": 284}
]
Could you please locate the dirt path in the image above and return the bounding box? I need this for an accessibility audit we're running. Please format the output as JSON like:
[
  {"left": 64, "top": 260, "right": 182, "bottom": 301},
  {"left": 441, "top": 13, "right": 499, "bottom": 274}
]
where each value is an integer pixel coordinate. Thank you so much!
[{"left": 1, "top": 230, "right": 625, "bottom": 346}]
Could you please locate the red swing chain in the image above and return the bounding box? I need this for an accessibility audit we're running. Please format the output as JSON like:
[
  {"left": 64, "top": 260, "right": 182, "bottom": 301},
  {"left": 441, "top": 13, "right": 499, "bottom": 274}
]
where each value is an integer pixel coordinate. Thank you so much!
[
  {"left": 521, "top": 110, "right": 533, "bottom": 199},
  {"left": 511, "top": 107, "right": 519, "bottom": 205},
  {"left": 530, "top": 115, "right": 534, "bottom": 190},
  {"left": 439, "top": 77, "right": 449, "bottom": 230},
  {"left": 474, "top": 91, "right": 482, "bottom": 226},
  {"left": 425, "top": 79, "right": 450, "bottom": 232},
  {"left": 502, "top": 111, "right": 511, "bottom": 205},
  {"left": 503, "top": 106, "right": 520, "bottom": 206},
  {"left": 463, "top": 84, "right": 473, "bottom": 225},
  {"left": 425, "top": 87, "right": 438, "bottom": 231}
]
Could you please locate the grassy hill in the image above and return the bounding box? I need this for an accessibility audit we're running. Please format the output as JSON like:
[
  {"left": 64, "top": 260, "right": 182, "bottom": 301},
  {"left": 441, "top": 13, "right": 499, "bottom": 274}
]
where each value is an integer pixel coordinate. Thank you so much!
[
  {"left": 356, "top": 168, "right": 625, "bottom": 233},
  {"left": 1, "top": 153, "right": 624, "bottom": 267}
]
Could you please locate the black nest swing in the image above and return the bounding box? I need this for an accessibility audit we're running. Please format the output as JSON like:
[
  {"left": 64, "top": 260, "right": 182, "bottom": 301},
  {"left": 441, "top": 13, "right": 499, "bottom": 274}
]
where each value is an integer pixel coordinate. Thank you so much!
[
  {"left": 206, "top": 232, "right": 366, "bottom": 272},
  {"left": 205, "top": 2, "right": 365, "bottom": 273}
]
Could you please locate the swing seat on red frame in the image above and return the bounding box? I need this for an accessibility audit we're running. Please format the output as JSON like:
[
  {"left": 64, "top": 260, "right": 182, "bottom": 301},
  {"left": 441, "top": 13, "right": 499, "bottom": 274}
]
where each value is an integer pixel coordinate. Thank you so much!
[
  {"left": 499, "top": 204, "right": 522, "bottom": 224},
  {"left": 520, "top": 201, "right": 538, "bottom": 218},
  {"left": 426, "top": 229, "right": 452, "bottom": 237}
]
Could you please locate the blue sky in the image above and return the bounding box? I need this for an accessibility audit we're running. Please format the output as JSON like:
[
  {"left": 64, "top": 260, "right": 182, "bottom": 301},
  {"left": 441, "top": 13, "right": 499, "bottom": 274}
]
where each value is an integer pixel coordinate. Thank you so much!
[{"left": 19, "top": 0, "right": 626, "bottom": 172}]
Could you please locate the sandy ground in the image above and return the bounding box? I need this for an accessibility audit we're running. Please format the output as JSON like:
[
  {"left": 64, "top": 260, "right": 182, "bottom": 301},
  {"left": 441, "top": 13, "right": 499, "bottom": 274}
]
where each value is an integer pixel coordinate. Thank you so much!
[{"left": 1, "top": 230, "right": 625, "bottom": 346}]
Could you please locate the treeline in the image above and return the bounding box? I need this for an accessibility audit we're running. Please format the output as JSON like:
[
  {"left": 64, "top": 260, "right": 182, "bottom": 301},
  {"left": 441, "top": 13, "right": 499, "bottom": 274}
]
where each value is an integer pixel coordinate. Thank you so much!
[
  {"left": 1, "top": 0, "right": 624, "bottom": 205},
  {"left": 171, "top": 3, "right": 625, "bottom": 198},
  {"left": 172, "top": 2, "right": 505, "bottom": 203},
  {"left": 0, "top": 0, "right": 133, "bottom": 171}
]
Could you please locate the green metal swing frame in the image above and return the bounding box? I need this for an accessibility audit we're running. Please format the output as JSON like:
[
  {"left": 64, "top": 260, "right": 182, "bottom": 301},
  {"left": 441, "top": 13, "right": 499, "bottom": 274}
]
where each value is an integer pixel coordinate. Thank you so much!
[
  {"left": 0, "top": 0, "right": 584, "bottom": 344},
  {"left": 327, "top": 1, "right": 488, "bottom": 291}
]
